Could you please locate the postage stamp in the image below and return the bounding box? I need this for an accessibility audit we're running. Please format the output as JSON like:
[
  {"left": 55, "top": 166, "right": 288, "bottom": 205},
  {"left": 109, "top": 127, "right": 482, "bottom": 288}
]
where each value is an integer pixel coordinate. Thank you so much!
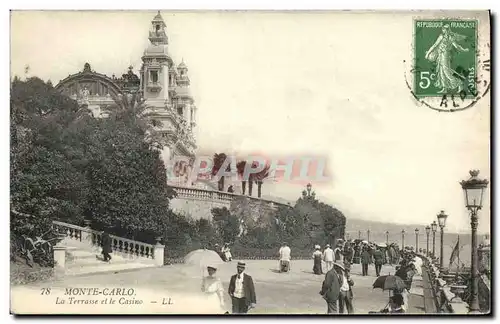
[
  {"left": 414, "top": 20, "right": 478, "bottom": 98},
  {"left": 406, "top": 17, "right": 490, "bottom": 112}
]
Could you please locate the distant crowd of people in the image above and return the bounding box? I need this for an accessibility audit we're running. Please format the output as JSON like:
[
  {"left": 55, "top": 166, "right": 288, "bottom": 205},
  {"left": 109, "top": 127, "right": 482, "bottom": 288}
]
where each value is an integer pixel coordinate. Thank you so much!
[{"left": 169, "top": 238, "right": 421, "bottom": 314}]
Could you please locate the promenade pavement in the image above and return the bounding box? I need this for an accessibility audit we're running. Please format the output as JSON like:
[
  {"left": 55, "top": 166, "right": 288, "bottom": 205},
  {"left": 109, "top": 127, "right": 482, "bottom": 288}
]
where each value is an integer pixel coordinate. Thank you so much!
[{"left": 14, "top": 260, "right": 426, "bottom": 314}]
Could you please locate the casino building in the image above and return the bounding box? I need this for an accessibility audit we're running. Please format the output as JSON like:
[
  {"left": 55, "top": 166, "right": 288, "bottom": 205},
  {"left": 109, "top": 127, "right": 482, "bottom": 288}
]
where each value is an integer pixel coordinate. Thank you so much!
[
  {"left": 55, "top": 11, "right": 197, "bottom": 181},
  {"left": 55, "top": 11, "right": 289, "bottom": 219}
]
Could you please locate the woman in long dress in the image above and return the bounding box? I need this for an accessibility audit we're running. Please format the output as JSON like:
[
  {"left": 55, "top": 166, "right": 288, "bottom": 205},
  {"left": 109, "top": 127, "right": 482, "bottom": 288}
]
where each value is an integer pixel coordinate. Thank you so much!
[
  {"left": 201, "top": 265, "right": 226, "bottom": 313},
  {"left": 223, "top": 243, "right": 232, "bottom": 262},
  {"left": 425, "top": 24, "right": 469, "bottom": 93},
  {"left": 312, "top": 245, "right": 323, "bottom": 275}
]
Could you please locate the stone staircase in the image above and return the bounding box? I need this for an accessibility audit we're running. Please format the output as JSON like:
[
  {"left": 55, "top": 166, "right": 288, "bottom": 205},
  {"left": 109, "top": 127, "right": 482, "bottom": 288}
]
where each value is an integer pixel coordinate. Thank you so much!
[{"left": 53, "top": 221, "right": 164, "bottom": 277}]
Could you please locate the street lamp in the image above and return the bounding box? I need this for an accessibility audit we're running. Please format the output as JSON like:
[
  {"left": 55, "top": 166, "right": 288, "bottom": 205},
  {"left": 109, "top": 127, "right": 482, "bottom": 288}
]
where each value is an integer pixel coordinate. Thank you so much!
[
  {"left": 425, "top": 225, "right": 431, "bottom": 257},
  {"left": 460, "top": 170, "right": 489, "bottom": 313},
  {"left": 437, "top": 210, "right": 448, "bottom": 269},
  {"left": 386, "top": 231, "right": 389, "bottom": 244},
  {"left": 358, "top": 230, "right": 361, "bottom": 239},
  {"left": 401, "top": 229, "right": 405, "bottom": 250},
  {"left": 431, "top": 221, "right": 437, "bottom": 258},
  {"left": 415, "top": 228, "right": 419, "bottom": 252},
  {"left": 367, "top": 229, "right": 371, "bottom": 242}
]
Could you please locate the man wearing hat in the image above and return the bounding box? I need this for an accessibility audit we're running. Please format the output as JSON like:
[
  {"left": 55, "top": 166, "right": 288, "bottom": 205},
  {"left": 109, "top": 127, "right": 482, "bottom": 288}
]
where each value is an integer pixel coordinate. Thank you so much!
[
  {"left": 228, "top": 262, "right": 256, "bottom": 314},
  {"left": 319, "top": 261, "right": 341, "bottom": 313},
  {"left": 334, "top": 262, "right": 355, "bottom": 314},
  {"left": 323, "top": 244, "right": 334, "bottom": 272}
]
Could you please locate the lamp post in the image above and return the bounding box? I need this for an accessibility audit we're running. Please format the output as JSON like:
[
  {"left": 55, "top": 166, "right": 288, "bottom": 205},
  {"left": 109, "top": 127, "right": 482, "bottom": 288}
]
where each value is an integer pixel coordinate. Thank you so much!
[
  {"left": 367, "top": 230, "right": 370, "bottom": 242},
  {"left": 460, "top": 170, "right": 489, "bottom": 314},
  {"left": 437, "top": 210, "right": 448, "bottom": 269},
  {"left": 431, "top": 221, "right": 437, "bottom": 258},
  {"left": 358, "top": 230, "right": 361, "bottom": 239},
  {"left": 425, "top": 225, "right": 431, "bottom": 257},
  {"left": 415, "top": 228, "right": 419, "bottom": 252},
  {"left": 306, "top": 183, "right": 312, "bottom": 195},
  {"left": 386, "top": 231, "right": 389, "bottom": 244},
  {"left": 401, "top": 229, "right": 405, "bottom": 250}
]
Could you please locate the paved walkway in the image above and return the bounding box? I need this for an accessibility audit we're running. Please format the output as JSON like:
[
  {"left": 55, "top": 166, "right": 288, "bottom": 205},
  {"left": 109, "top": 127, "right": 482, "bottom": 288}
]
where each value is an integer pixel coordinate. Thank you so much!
[{"left": 12, "top": 260, "right": 428, "bottom": 314}]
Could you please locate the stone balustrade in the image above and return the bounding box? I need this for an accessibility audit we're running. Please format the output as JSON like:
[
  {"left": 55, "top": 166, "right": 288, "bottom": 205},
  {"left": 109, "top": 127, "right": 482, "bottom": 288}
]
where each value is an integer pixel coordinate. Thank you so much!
[
  {"left": 478, "top": 274, "right": 491, "bottom": 313},
  {"left": 417, "top": 253, "right": 469, "bottom": 314},
  {"left": 53, "top": 220, "right": 85, "bottom": 242},
  {"left": 169, "top": 185, "right": 291, "bottom": 210},
  {"left": 52, "top": 221, "right": 164, "bottom": 266}
]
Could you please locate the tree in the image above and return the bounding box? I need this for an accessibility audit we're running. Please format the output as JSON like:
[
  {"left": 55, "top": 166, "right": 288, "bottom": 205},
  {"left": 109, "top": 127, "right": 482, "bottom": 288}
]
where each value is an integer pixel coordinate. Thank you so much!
[
  {"left": 107, "top": 91, "right": 165, "bottom": 152},
  {"left": 10, "top": 77, "right": 86, "bottom": 238},
  {"left": 211, "top": 207, "right": 240, "bottom": 244},
  {"left": 254, "top": 163, "right": 270, "bottom": 198},
  {"left": 195, "top": 218, "right": 219, "bottom": 248},
  {"left": 294, "top": 188, "right": 346, "bottom": 246},
  {"left": 212, "top": 153, "right": 229, "bottom": 191},
  {"left": 84, "top": 118, "right": 174, "bottom": 242},
  {"left": 10, "top": 76, "right": 176, "bottom": 249},
  {"left": 247, "top": 162, "right": 258, "bottom": 196},
  {"left": 236, "top": 161, "right": 247, "bottom": 195}
]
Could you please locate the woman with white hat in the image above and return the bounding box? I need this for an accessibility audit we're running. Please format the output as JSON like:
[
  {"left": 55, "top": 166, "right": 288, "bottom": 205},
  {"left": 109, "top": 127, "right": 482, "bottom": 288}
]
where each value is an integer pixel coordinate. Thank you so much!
[
  {"left": 201, "top": 265, "right": 226, "bottom": 313},
  {"left": 312, "top": 245, "right": 323, "bottom": 275}
]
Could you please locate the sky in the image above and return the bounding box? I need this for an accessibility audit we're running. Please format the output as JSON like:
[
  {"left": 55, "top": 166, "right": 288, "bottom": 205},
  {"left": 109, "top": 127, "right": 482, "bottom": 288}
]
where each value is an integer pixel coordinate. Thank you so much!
[{"left": 10, "top": 10, "right": 491, "bottom": 233}]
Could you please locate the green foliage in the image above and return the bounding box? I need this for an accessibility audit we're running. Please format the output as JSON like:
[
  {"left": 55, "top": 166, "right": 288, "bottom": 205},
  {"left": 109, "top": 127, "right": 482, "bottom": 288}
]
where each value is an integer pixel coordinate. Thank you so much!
[
  {"left": 212, "top": 153, "right": 229, "bottom": 191},
  {"left": 211, "top": 207, "right": 240, "bottom": 244},
  {"left": 84, "top": 118, "right": 173, "bottom": 241},
  {"left": 294, "top": 195, "right": 346, "bottom": 246},
  {"left": 10, "top": 77, "right": 86, "bottom": 245},
  {"left": 10, "top": 76, "right": 175, "bottom": 261}
]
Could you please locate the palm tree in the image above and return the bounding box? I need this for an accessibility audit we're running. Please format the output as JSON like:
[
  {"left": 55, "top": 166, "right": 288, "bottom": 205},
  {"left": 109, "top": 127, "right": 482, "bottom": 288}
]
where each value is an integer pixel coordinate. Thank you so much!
[
  {"left": 236, "top": 161, "right": 247, "bottom": 195},
  {"left": 254, "top": 163, "right": 270, "bottom": 198},
  {"left": 212, "top": 153, "right": 229, "bottom": 191},
  {"left": 107, "top": 92, "right": 164, "bottom": 151},
  {"left": 247, "top": 161, "right": 259, "bottom": 196}
]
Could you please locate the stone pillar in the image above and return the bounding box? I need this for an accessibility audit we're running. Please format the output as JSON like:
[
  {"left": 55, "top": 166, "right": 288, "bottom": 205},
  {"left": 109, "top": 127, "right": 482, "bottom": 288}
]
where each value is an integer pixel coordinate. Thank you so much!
[
  {"left": 83, "top": 219, "right": 94, "bottom": 249},
  {"left": 154, "top": 243, "right": 165, "bottom": 266},
  {"left": 53, "top": 243, "right": 67, "bottom": 275}
]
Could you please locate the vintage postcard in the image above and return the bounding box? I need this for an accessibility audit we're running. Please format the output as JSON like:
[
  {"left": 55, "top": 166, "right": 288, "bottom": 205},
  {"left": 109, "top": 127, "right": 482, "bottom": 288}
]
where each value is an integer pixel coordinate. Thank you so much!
[{"left": 10, "top": 10, "right": 490, "bottom": 315}]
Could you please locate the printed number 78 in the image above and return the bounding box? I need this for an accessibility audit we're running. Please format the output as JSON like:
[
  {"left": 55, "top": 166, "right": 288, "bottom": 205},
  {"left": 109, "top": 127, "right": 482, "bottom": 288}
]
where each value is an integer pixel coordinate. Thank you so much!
[{"left": 419, "top": 71, "right": 436, "bottom": 89}]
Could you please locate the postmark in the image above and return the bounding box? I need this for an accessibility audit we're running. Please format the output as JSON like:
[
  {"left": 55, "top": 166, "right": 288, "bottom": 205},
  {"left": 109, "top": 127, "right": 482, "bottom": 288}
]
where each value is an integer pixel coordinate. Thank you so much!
[{"left": 405, "top": 18, "right": 490, "bottom": 112}]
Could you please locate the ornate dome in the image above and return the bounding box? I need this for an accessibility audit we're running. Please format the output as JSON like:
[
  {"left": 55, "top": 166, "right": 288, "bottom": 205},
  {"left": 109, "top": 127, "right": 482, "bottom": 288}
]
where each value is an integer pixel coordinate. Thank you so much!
[{"left": 178, "top": 60, "right": 187, "bottom": 69}]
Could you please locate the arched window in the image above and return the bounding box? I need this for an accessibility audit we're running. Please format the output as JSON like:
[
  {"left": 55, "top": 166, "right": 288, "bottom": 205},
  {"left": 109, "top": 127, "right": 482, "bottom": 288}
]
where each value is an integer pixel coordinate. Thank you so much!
[{"left": 150, "top": 71, "right": 158, "bottom": 83}]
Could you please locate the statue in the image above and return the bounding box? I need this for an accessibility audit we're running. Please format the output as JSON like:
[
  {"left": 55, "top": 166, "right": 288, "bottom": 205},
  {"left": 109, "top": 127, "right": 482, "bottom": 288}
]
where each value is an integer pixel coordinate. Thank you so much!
[
  {"left": 79, "top": 86, "right": 90, "bottom": 105},
  {"left": 81, "top": 87, "right": 90, "bottom": 99}
]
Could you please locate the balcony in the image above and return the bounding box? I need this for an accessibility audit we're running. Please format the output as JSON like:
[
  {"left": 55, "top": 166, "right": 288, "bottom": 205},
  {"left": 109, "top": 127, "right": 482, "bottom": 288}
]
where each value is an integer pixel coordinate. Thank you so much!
[{"left": 146, "top": 82, "right": 162, "bottom": 92}]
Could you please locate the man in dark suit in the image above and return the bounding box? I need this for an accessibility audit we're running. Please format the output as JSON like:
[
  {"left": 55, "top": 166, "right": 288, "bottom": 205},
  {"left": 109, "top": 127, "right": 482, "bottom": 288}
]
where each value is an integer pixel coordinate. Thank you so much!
[
  {"left": 228, "top": 262, "right": 256, "bottom": 314},
  {"left": 101, "top": 232, "right": 112, "bottom": 262},
  {"left": 373, "top": 247, "right": 384, "bottom": 277},
  {"left": 319, "top": 263, "right": 341, "bottom": 313},
  {"left": 361, "top": 247, "right": 371, "bottom": 276},
  {"left": 334, "top": 263, "right": 355, "bottom": 314}
]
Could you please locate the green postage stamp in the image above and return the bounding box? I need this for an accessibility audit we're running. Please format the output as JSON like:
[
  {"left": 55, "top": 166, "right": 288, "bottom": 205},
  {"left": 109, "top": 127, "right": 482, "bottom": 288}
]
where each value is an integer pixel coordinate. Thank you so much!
[{"left": 414, "top": 20, "right": 477, "bottom": 98}]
